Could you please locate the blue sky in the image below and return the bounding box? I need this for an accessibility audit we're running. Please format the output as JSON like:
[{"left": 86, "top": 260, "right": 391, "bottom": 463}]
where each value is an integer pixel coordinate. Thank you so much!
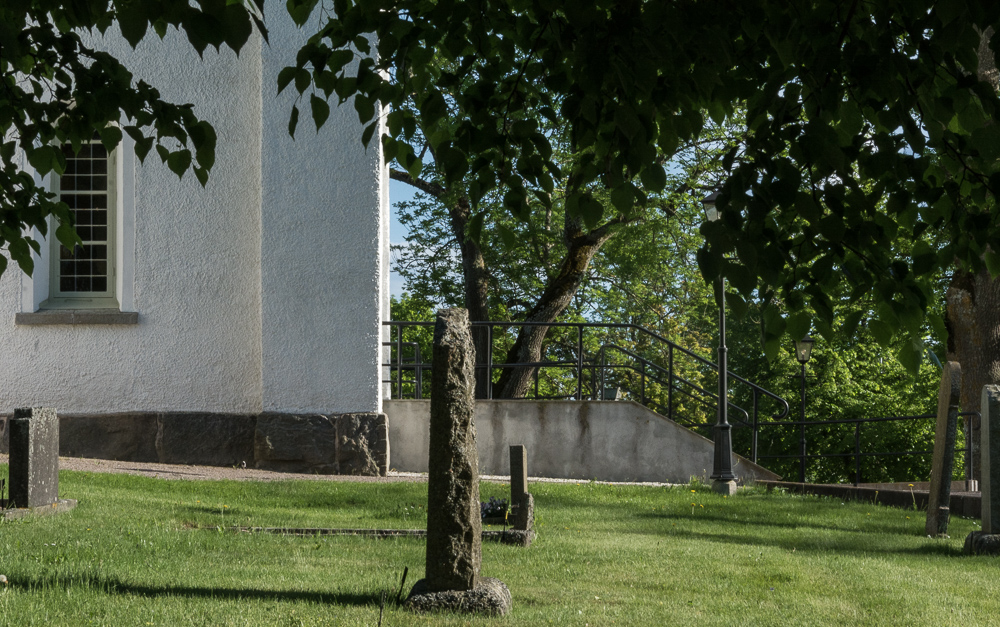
[{"left": 388, "top": 178, "right": 417, "bottom": 298}]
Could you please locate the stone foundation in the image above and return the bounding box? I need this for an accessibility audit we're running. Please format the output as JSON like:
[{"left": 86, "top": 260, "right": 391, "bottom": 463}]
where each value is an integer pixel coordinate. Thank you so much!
[{"left": 0, "top": 411, "right": 388, "bottom": 476}]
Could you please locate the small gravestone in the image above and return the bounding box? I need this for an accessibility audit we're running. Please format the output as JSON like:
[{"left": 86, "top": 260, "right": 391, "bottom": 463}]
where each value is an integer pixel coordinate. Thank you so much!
[
  {"left": 926, "top": 362, "right": 961, "bottom": 537},
  {"left": 404, "top": 309, "right": 511, "bottom": 615},
  {"left": 966, "top": 385, "right": 1000, "bottom": 554},
  {"left": 507, "top": 444, "right": 535, "bottom": 546},
  {"left": 7, "top": 408, "right": 77, "bottom": 518}
]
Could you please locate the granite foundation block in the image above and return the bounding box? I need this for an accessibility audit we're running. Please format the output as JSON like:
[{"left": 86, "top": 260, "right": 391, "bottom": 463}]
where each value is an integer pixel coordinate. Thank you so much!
[
  {"left": 9, "top": 408, "right": 60, "bottom": 508},
  {"left": 2, "top": 411, "right": 388, "bottom": 477}
]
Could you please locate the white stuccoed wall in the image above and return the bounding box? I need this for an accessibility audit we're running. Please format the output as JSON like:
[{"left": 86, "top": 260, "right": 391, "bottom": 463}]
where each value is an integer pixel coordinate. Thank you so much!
[{"left": 0, "top": 9, "right": 388, "bottom": 416}]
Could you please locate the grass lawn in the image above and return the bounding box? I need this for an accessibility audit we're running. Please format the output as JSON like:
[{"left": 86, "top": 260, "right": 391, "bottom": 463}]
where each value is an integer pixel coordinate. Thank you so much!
[{"left": 0, "top": 467, "right": 996, "bottom": 626}]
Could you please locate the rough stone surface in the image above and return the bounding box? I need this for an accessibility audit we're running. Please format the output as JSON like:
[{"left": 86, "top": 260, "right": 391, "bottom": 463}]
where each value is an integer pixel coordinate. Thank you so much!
[
  {"left": 512, "top": 493, "right": 534, "bottom": 532},
  {"left": 982, "top": 386, "right": 1000, "bottom": 534},
  {"left": 3, "top": 498, "right": 78, "bottom": 520},
  {"left": 156, "top": 413, "right": 256, "bottom": 466},
  {"left": 425, "top": 308, "right": 482, "bottom": 592},
  {"left": 404, "top": 577, "right": 511, "bottom": 616},
  {"left": 484, "top": 529, "right": 534, "bottom": 547},
  {"left": 335, "top": 413, "right": 389, "bottom": 476},
  {"left": 254, "top": 412, "right": 388, "bottom": 476},
  {"left": 964, "top": 531, "right": 1000, "bottom": 555},
  {"left": 58, "top": 413, "right": 159, "bottom": 461},
  {"left": 255, "top": 413, "right": 337, "bottom": 473},
  {"left": 927, "top": 362, "right": 961, "bottom": 537},
  {"left": 9, "top": 408, "right": 60, "bottom": 508},
  {"left": 712, "top": 479, "right": 738, "bottom": 496},
  {"left": 510, "top": 444, "right": 527, "bottom": 500}
]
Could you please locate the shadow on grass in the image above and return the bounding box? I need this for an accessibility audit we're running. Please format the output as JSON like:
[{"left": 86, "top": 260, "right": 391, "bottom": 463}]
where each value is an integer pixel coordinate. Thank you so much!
[
  {"left": 651, "top": 525, "right": 964, "bottom": 557},
  {"left": 9, "top": 573, "right": 384, "bottom": 607}
]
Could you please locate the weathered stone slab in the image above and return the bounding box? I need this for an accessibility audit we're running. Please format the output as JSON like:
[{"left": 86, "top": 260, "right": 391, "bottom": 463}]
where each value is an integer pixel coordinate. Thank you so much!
[
  {"left": 59, "top": 412, "right": 159, "bottom": 461},
  {"left": 510, "top": 444, "right": 527, "bottom": 500},
  {"left": 9, "top": 408, "right": 60, "bottom": 508},
  {"left": 425, "top": 308, "right": 482, "bottom": 593},
  {"left": 980, "top": 385, "right": 1000, "bottom": 534},
  {"left": 927, "top": 362, "right": 961, "bottom": 537},
  {"left": 404, "top": 577, "right": 511, "bottom": 616},
  {"left": 156, "top": 413, "right": 255, "bottom": 467},
  {"left": 254, "top": 413, "right": 338, "bottom": 473}
]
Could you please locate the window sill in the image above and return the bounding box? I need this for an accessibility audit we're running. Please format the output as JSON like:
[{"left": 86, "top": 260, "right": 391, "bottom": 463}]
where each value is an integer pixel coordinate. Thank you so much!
[{"left": 15, "top": 309, "right": 139, "bottom": 326}]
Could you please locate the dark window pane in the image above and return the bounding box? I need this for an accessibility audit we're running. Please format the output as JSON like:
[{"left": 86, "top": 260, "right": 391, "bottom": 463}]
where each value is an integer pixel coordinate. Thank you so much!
[
  {"left": 77, "top": 210, "right": 92, "bottom": 225},
  {"left": 92, "top": 159, "right": 106, "bottom": 175},
  {"left": 92, "top": 196, "right": 107, "bottom": 209},
  {"left": 77, "top": 176, "right": 91, "bottom": 191},
  {"left": 93, "top": 210, "right": 107, "bottom": 225},
  {"left": 60, "top": 246, "right": 73, "bottom": 260},
  {"left": 60, "top": 176, "right": 75, "bottom": 191},
  {"left": 92, "top": 227, "right": 107, "bottom": 241},
  {"left": 60, "top": 277, "right": 75, "bottom": 292},
  {"left": 61, "top": 144, "right": 75, "bottom": 157},
  {"left": 92, "top": 245, "right": 106, "bottom": 260},
  {"left": 93, "top": 176, "right": 107, "bottom": 191},
  {"left": 93, "top": 261, "right": 107, "bottom": 275},
  {"left": 75, "top": 260, "right": 91, "bottom": 275},
  {"left": 77, "top": 277, "right": 91, "bottom": 292},
  {"left": 77, "top": 160, "right": 91, "bottom": 175},
  {"left": 64, "top": 160, "right": 77, "bottom": 175},
  {"left": 92, "top": 277, "right": 107, "bottom": 292},
  {"left": 91, "top": 144, "right": 106, "bottom": 158},
  {"left": 75, "top": 245, "right": 91, "bottom": 260},
  {"left": 60, "top": 261, "right": 73, "bottom": 275},
  {"left": 77, "top": 227, "right": 92, "bottom": 241}
]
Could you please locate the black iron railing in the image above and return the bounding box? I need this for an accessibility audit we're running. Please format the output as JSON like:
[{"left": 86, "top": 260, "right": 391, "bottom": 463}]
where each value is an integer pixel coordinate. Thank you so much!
[{"left": 382, "top": 320, "right": 790, "bottom": 462}]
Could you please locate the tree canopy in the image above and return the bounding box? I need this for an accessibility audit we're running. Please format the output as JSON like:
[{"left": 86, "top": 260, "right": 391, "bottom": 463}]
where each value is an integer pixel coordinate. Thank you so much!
[
  {"left": 287, "top": 0, "right": 1000, "bottom": 368},
  {"left": 1, "top": 0, "right": 263, "bottom": 277}
]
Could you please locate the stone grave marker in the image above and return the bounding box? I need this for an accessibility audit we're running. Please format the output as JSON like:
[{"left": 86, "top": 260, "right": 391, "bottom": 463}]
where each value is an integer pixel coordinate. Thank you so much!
[
  {"left": 926, "top": 362, "right": 961, "bottom": 537},
  {"left": 966, "top": 385, "right": 1000, "bottom": 554},
  {"left": 7, "top": 407, "right": 77, "bottom": 518},
  {"left": 508, "top": 444, "right": 535, "bottom": 544},
  {"left": 404, "top": 309, "right": 511, "bottom": 615}
]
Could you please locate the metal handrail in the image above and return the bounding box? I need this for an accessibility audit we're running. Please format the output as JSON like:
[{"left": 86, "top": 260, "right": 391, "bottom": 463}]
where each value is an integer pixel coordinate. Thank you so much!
[{"left": 382, "top": 320, "right": 789, "bottom": 463}]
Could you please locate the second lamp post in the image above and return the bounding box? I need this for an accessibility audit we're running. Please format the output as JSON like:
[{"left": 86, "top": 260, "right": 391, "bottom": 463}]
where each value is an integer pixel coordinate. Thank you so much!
[
  {"left": 702, "top": 191, "right": 737, "bottom": 495},
  {"left": 794, "top": 336, "right": 815, "bottom": 483}
]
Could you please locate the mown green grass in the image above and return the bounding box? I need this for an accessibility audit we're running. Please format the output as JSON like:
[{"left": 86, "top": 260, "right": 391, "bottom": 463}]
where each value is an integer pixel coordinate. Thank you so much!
[{"left": 0, "top": 467, "right": 995, "bottom": 626}]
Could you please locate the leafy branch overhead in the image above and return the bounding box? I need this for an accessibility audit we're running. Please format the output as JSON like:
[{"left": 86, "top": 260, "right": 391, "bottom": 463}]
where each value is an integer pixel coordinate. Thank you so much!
[
  {"left": 0, "top": 0, "right": 265, "bottom": 276},
  {"left": 286, "top": 0, "right": 1000, "bottom": 368}
]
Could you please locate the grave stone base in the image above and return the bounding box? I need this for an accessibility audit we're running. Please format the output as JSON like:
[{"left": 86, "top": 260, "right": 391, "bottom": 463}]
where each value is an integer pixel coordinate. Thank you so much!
[
  {"left": 964, "top": 531, "right": 1000, "bottom": 555},
  {"left": 404, "top": 577, "right": 512, "bottom": 616},
  {"left": 2, "top": 498, "right": 77, "bottom": 521},
  {"left": 712, "top": 480, "right": 738, "bottom": 496}
]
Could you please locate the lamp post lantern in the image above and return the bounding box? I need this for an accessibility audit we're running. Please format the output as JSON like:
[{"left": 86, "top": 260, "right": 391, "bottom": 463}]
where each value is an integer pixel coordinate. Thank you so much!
[
  {"left": 793, "top": 336, "right": 815, "bottom": 483},
  {"left": 701, "top": 191, "right": 737, "bottom": 495}
]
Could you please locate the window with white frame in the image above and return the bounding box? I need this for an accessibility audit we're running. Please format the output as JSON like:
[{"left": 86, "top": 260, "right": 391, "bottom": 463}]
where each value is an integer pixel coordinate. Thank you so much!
[{"left": 43, "top": 137, "right": 118, "bottom": 309}]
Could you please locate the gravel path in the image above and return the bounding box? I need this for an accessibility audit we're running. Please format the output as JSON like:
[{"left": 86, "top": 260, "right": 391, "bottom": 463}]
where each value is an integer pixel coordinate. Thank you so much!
[{"left": 0, "top": 454, "right": 675, "bottom": 487}]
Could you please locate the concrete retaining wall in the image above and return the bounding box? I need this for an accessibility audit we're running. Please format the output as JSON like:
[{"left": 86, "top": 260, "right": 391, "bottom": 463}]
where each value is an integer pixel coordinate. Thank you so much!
[{"left": 386, "top": 399, "right": 779, "bottom": 484}]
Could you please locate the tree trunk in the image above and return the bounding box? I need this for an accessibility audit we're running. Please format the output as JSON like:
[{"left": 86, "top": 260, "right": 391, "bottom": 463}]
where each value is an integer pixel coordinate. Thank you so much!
[
  {"left": 494, "top": 223, "right": 618, "bottom": 399},
  {"left": 943, "top": 27, "right": 1000, "bottom": 482},
  {"left": 945, "top": 267, "right": 1000, "bottom": 482},
  {"left": 447, "top": 198, "right": 492, "bottom": 398}
]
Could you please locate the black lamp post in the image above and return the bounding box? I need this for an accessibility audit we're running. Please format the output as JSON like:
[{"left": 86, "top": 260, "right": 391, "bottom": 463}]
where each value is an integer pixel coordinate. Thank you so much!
[
  {"left": 701, "top": 191, "right": 736, "bottom": 494},
  {"left": 794, "top": 336, "right": 815, "bottom": 483}
]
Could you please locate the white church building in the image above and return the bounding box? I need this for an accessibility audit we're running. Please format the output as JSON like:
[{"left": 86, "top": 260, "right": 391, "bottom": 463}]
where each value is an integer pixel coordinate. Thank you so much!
[{"left": 1, "top": 10, "right": 392, "bottom": 474}]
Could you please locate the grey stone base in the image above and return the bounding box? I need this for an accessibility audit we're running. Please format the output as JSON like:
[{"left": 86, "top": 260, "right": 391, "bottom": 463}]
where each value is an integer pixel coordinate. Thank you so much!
[
  {"left": 2, "top": 498, "right": 78, "bottom": 520},
  {"left": 0, "top": 411, "right": 389, "bottom": 477},
  {"left": 964, "top": 531, "right": 1000, "bottom": 555},
  {"left": 712, "top": 480, "right": 738, "bottom": 495},
  {"left": 404, "top": 577, "right": 511, "bottom": 616}
]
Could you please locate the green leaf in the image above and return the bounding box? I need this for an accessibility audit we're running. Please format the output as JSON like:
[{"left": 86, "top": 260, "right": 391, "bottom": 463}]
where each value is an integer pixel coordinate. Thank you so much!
[
  {"left": 166, "top": 150, "right": 192, "bottom": 178},
  {"left": 868, "top": 319, "right": 894, "bottom": 347},
  {"left": 639, "top": 164, "right": 666, "bottom": 193},
  {"left": 288, "top": 105, "right": 300, "bottom": 138},
  {"left": 310, "top": 94, "right": 330, "bottom": 131},
  {"left": 896, "top": 337, "right": 923, "bottom": 375},
  {"left": 786, "top": 311, "right": 812, "bottom": 343},
  {"left": 277, "top": 67, "right": 297, "bottom": 94},
  {"left": 98, "top": 126, "right": 123, "bottom": 151}
]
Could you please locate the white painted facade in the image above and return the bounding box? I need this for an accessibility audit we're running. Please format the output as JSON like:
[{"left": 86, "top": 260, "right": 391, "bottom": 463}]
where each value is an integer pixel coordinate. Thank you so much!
[{"left": 1, "top": 9, "right": 389, "bottom": 416}]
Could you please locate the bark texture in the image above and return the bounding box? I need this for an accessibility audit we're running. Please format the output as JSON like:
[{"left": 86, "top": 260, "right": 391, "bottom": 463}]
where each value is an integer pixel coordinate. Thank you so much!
[{"left": 945, "top": 27, "right": 1000, "bottom": 481}]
